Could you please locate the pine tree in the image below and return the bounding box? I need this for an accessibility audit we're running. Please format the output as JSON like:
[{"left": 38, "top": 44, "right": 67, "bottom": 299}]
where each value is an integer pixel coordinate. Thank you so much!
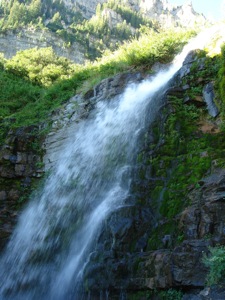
[{"left": 28, "top": 0, "right": 41, "bottom": 19}]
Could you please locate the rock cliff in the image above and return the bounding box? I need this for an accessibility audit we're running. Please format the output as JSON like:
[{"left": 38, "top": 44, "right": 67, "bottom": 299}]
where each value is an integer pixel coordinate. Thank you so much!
[
  {"left": 0, "top": 48, "right": 224, "bottom": 298},
  {"left": 80, "top": 51, "right": 222, "bottom": 297},
  {"left": 139, "top": 0, "right": 206, "bottom": 27},
  {"left": 62, "top": 0, "right": 107, "bottom": 19},
  {"left": 63, "top": 0, "right": 206, "bottom": 27},
  {"left": 0, "top": 28, "right": 85, "bottom": 63}
]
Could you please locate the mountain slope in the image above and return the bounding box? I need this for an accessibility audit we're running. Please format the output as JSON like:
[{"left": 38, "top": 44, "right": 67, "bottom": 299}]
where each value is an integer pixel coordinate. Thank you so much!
[{"left": 0, "top": 0, "right": 207, "bottom": 62}]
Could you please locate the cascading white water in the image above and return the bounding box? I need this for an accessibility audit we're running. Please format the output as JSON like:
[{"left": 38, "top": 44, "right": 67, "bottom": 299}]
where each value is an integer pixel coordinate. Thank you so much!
[{"left": 0, "top": 26, "right": 220, "bottom": 300}]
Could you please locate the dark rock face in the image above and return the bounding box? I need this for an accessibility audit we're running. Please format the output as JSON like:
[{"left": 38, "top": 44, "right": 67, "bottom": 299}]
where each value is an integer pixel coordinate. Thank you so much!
[
  {"left": 0, "top": 126, "right": 43, "bottom": 250},
  {"left": 181, "top": 169, "right": 225, "bottom": 244},
  {"left": 82, "top": 52, "right": 224, "bottom": 296},
  {"left": 43, "top": 72, "right": 145, "bottom": 170},
  {"left": 183, "top": 287, "right": 225, "bottom": 300}
]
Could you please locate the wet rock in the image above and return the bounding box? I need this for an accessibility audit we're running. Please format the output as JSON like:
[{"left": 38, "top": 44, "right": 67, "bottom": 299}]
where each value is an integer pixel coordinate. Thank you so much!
[
  {"left": 0, "top": 126, "right": 43, "bottom": 250},
  {"left": 43, "top": 72, "right": 145, "bottom": 170},
  {"left": 203, "top": 83, "right": 219, "bottom": 117},
  {"left": 166, "top": 87, "right": 185, "bottom": 97},
  {"left": 183, "top": 287, "right": 225, "bottom": 300},
  {"left": 172, "top": 240, "right": 209, "bottom": 287},
  {"left": 143, "top": 250, "right": 173, "bottom": 289},
  {"left": 178, "top": 50, "right": 198, "bottom": 78},
  {"left": 16, "top": 152, "right": 28, "bottom": 164},
  {"left": 8, "top": 190, "right": 20, "bottom": 201},
  {"left": 0, "top": 165, "right": 15, "bottom": 178},
  {"left": 184, "top": 95, "right": 205, "bottom": 107},
  {"left": 0, "top": 191, "right": 7, "bottom": 201},
  {"left": 180, "top": 169, "right": 225, "bottom": 243},
  {"left": 15, "top": 164, "right": 26, "bottom": 177}
]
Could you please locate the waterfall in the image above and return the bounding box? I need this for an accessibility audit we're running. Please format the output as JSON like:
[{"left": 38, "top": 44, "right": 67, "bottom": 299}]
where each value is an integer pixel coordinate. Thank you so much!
[{"left": 0, "top": 27, "right": 219, "bottom": 300}]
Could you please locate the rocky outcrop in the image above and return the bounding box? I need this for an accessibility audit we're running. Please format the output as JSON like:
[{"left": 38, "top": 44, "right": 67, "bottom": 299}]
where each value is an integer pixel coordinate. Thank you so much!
[
  {"left": 181, "top": 169, "right": 225, "bottom": 243},
  {"left": 203, "top": 82, "right": 219, "bottom": 117},
  {"left": 0, "top": 126, "right": 44, "bottom": 250},
  {"left": 0, "top": 28, "right": 85, "bottom": 63},
  {"left": 139, "top": 0, "right": 206, "bottom": 27},
  {"left": 62, "top": 0, "right": 106, "bottom": 19},
  {"left": 62, "top": 0, "right": 206, "bottom": 26},
  {"left": 43, "top": 72, "right": 144, "bottom": 170}
]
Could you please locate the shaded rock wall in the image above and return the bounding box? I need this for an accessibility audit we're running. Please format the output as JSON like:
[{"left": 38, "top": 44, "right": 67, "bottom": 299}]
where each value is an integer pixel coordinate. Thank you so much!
[{"left": 0, "top": 126, "right": 44, "bottom": 250}]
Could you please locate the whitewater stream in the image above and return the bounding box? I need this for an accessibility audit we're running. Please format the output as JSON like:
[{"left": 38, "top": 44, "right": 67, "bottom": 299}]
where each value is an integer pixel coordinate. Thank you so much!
[{"left": 0, "top": 27, "right": 220, "bottom": 300}]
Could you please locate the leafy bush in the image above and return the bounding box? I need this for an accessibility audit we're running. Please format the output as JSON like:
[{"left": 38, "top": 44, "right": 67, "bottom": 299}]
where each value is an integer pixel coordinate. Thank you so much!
[
  {"left": 4, "top": 47, "right": 76, "bottom": 86},
  {"left": 217, "top": 44, "right": 225, "bottom": 119},
  {"left": 203, "top": 246, "right": 225, "bottom": 286},
  {"left": 159, "top": 289, "right": 183, "bottom": 300},
  {"left": 0, "top": 0, "right": 42, "bottom": 30}
]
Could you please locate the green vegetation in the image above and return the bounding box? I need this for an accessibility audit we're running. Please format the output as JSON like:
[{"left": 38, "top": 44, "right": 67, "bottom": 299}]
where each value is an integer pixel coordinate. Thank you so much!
[
  {"left": 102, "top": 0, "right": 153, "bottom": 29},
  {"left": 0, "top": 0, "right": 42, "bottom": 29},
  {"left": 58, "top": 0, "right": 159, "bottom": 59},
  {"left": 128, "top": 290, "right": 153, "bottom": 300},
  {"left": 158, "top": 289, "right": 183, "bottom": 300},
  {"left": 203, "top": 246, "right": 225, "bottom": 286},
  {"left": 145, "top": 97, "right": 212, "bottom": 249},
  {"left": 0, "top": 27, "right": 194, "bottom": 146},
  {"left": 128, "top": 289, "right": 183, "bottom": 300},
  {"left": 217, "top": 44, "right": 225, "bottom": 119},
  {"left": 133, "top": 49, "right": 225, "bottom": 250},
  {"left": 0, "top": 0, "right": 67, "bottom": 31},
  {"left": 0, "top": 0, "right": 160, "bottom": 60},
  {"left": 4, "top": 47, "right": 76, "bottom": 86}
]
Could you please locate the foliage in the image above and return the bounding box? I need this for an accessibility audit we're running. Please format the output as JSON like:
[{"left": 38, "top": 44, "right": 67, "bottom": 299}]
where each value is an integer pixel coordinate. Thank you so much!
[
  {"left": 135, "top": 48, "right": 225, "bottom": 251},
  {"left": 152, "top": 96, "right": 211, "bottom": 219},
  {"left": 4, "top": 47, "right": 76, "bottom": 86},
  {"left": 203, "top": 246, "right": 225, "bottom": 286},
  {"left": 0, "top": 68, "right": 42, "bottom": 117},
  {"left": 128, "top": 290, "right": 153, "bottom": 300},
  {"left": 0, "top": 27, "right": 194, "bottom": 147},
  {"left": 159, "top": 289, "right": 183, "bottom": 300},
  {"left": 97, "top": 28, "right": 195, "bottom": 68},
  {"left": 217, "top": 44, "right": 225, "bottom": 119},
  {"left": 102, "top": 0, "right": 152, "bottom": 29},
  {"left": 0, "top": 0, "right": 42, "bottom": 30},
  {"left": 0, "top": 0, "right": 158, "bottom": 60}
]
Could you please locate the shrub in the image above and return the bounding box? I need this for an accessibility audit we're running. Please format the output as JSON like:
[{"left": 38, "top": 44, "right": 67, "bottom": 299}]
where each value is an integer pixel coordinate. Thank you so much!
[
  {"left": 159, "top": 289, "right": 183, "bottom": 300},
  {"left": 203, "top": 246, "right": 225, "bottom": 286}
]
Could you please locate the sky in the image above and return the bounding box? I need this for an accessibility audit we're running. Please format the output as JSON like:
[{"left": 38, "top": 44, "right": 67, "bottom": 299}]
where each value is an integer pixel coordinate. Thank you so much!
[{"left": 169, "top": 0, "right": 224, "bottom": 21}]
